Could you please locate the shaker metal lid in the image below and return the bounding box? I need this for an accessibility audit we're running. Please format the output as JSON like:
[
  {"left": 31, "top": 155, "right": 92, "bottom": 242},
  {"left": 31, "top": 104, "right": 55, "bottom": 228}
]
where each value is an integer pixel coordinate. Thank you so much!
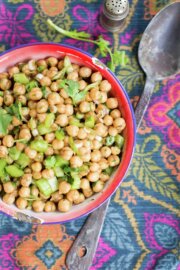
[{"left": 104, "top": 0, "right": 129, "bottom": 19}]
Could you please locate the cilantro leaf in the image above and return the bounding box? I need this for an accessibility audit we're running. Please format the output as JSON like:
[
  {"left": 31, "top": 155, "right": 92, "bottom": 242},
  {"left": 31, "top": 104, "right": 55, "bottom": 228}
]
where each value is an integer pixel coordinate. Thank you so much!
[
  {"left": 73, "top": 89, "right": 87, "bottom": 104},
  {"left": 6, "top": 102, "right": 22, "bottom": 120},
  {"left": 97, "top": 36, "right": 110, "bottom": 57},
  {"left": 59, "top": 79, "right": 81, "bottom": 104},
  {"left": 0, "top": 109, "right": 12, "bottom": 135},
  {"left": 41, "top": 86, "right": 47, "bottom": 98},
  {"left": 26, "top": 81, "right": 38, "bottom": 92}
]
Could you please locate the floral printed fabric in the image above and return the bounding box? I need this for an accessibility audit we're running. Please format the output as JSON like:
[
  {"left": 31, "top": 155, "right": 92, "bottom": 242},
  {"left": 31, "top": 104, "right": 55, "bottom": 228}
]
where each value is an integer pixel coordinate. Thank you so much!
[{"left": 0, "top": 0, "right": 179, "bottom": 269}]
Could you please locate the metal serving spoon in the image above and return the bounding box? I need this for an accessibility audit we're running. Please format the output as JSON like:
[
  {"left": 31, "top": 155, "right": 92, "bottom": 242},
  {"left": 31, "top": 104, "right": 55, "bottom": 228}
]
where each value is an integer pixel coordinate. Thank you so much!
[{"left": 66, "top": 3, "right": 180, "bottom": 270}]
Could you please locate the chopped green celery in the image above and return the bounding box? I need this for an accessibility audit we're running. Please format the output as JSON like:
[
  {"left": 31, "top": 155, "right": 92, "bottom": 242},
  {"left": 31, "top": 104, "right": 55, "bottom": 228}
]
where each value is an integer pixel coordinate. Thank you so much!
[
  {"left": 30, "top": 140, "right": 48, "bottom": 152},
  {"left": 55, "top": 156, "right": 69, "bottom": 167},
  {"left": 76, "top": 112, "right": 84, "bottom": 120},
  {"left": 14, "top": 73, "right": 29, "bottom": 84},
  {"left": 84, "top": 81, "right": 100, "bottom": 92},
  {"left": 103, "top": 166, "right": 114, "bottom": 175},
  {"left": 26, "top": 80, "right": 38, "bottom": 92},
  {"left": 36, "top": 178, "right": 52, "bottom": 197},
  {"left": 44, "top": 113, "right": 55, "bottom": 128},
  {"left": 8, "top": 146, "right": 21, "bottom": 161},
  {"left": 106, "top": 136, "right": 115, "bottom": 146},
  {"left": 70, "top": 171, "right": 81, "bottom": 190},
  {"left": 29, "top": 118, "right": 36, "bottom": 130},
  {"left": 54, "top": 166, "right": 64, "bottom": 177},
  {"left": 85, "top": 115, "right": 95, "bottom": 128},
  {"left": 44, "top": 156, "right": 56, "bottom": 169},
  {"left": 6, "top": 165, "right": 24, "bottom": 177},
  {"left": 55, "top": 129, "right": 65, "bottom": 140},
  {"left": 37, "top": 123, "right": 51, "bottom": 135},
  {"left": 69, "top": 137, "right": 79, "bottom": 154},
  {"left": 47, "top": 177, "right": 58, "bottom": 193},
  {"left": 16, "top": 153, "right": 30, "bottom": 168},
  {"left": 69, "top": 117, "right": 83, "bottom": 127},
  {"left": 37, "top": 66, "right": 45, "bottom": 72},
  {"left": 0, "top": 159, "right": 7, "bottom": 178},
  {"left": 115, "top": 134, "right": 124, "bottom": 148}
]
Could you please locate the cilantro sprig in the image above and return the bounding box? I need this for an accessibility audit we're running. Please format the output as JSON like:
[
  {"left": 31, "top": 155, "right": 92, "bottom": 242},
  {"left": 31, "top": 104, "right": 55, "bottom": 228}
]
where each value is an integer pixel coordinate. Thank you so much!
[{"left": 47, "top": 19, "right": 129, "bottom": 72}]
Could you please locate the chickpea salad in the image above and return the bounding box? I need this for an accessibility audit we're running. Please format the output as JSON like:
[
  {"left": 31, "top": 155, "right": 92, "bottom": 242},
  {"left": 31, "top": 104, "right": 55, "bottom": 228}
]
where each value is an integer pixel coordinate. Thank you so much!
[{"left": 0, "top": 56, "right": 126, "bottom": 213}]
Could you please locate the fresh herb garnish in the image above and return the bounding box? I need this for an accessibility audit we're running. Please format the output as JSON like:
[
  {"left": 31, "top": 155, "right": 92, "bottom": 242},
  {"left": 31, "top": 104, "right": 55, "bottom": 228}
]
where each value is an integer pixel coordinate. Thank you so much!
[
  {"left": 47, "top": 19, "right": 128, "bottom": 72},
  {"left": 26, "top": 80, "right": 38, "bottom": 92},
  {"left": 6, "top": 102, "right": 22, "bottom": 120},
  {"left": 0, "top": 109, "right": 12, "bottom": 135},
  {"left": 41, "top": 86, "right": 47, "bottom": 98}
]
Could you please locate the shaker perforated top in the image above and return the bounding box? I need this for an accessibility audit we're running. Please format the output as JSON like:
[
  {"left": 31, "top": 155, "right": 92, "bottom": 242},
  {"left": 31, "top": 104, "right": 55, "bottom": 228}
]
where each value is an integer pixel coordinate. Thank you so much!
[{"left": 105, "top": 0, "right": 128, "bottom": 15}]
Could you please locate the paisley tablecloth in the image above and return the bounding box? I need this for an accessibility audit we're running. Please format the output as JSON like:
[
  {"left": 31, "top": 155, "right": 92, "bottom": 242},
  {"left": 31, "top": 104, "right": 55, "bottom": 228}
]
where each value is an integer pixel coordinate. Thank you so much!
[{"left": 0, "top": 1, "right": 179, "bottom": 269}]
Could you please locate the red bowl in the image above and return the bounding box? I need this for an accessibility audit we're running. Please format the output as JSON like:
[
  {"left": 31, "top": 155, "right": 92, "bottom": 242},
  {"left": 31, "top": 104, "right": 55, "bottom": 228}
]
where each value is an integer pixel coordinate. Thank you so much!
[{"left": 0, "top": 43, "right": 136, "bottom": 224}]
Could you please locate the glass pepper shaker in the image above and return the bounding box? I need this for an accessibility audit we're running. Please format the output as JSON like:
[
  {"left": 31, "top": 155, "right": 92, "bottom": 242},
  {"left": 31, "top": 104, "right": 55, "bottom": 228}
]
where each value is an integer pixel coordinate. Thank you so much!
[{"left": 100, "top": 0, "right": 129, "bottom": 32}]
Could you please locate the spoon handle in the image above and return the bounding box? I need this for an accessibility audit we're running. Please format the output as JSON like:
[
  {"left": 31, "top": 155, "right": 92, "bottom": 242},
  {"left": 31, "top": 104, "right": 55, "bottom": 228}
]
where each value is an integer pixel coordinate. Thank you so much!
[
  {"left": 135, "top": 77, "right": 155, "bottom": 129},
  {"left": 66, "top": 76, "right": 155, "bottom": 270},
  {"left": 66, "top": 200, "right": 110, "bottom": 270}
]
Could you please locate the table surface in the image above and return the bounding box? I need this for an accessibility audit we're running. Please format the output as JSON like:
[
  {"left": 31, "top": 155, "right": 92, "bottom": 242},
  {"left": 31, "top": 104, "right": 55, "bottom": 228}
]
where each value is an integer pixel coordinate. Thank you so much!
[{"left": 0, "top": 1, "right": 179, "bottom": 270}]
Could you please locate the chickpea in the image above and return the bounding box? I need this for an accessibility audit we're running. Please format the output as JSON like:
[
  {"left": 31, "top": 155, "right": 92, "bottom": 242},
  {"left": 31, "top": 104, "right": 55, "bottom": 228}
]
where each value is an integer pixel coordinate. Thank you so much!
[
  {"left": 87, "top": 172, "right": 99, "bottom": 182},
  {"left": 45, "top": 147, "right": 54, "bottom": 156},
  {"left": 92, "top": 180, "right": 104, "bottom": 192},
  {"left": 0, "top": 184, "right": 2, "bottom": 192},
  {"left": 19, "top": 128, "right": 31, "bottom": 141},
  {"left": 51, "top": 123, "right": 58, "bottom": 131},
  {"left": 19, "top": 187, "right": 30, "bottom": 198},
  {"left": 74, "top": 193, "right": 85, "bottom": 205},
  {"left": 42, "top": 169, "right": 54, "bottom": 179},
  {"left": 50, "top": 81, "right": 58, "bottom": 92},
  {"left": 16, "top": 197, "right": 28, "bottom": 209},
  {"left": 95, "top": 123, "right": 108, "bottom": 137},
  {"left": 66, "top": 125, "right": 79, "bottom": 137},
  {"left": 17, "top": 95, "right": 27, "bottom": 105},
  {"left": 91, "top": 71, "right": 102, "bottom": 83},
  {"left": 81, "top": 153, "right": 91, "bottom": 162},
  {"left": 70, "top": 156, "right": 83, "bottom": 168},
  {"left": 45, "top": 201, "right": 56, "bottom": 212},
  {"left": 47, "top": 57, "right": 58, "bottom": 67},
  {"left": 31, "top": 185, "right": 39, "bottom": 197},
  {"left": 58, "top": 199, "right": 71, "bottom": 212},
  {"left": 91, "top": 150, "right": 101, "bottom": 162},
  {"left": 55, "top": 114, "right": 68, "bottom": 127},
  {"left": 29, "top": 109, "right": 37, "bottom": 118},
  {"left": 90, "top": 88, "right": 101, "bottom": 101},
  {"left": 77, "top": 128, "right": 87, "bottom": 140},
  {"left": 64, "top": 97, "right": 73, "bottom": 105},
  {"left": 99, "top": 158, "right": 109, "bottom": 170},
  {"left": 28, "top": 100, "right": 37, "bottom": 109},
  {"left": 79, "top": 101, "right": 90, "bottom": 113},
  {"left": 13, "top": 83, "right": 26, "bottom": 95},
  {"left": 91, "top": 139, "right": 102, "bottom": 150},
  {"left": 80, "top": 178, "right": 90, "bottom": 190},
  {"left": 4, "top": 94, "right": 14, "bottom": 106},
  {"left": 110, "top": 109, "right": 121, "bottom": 119},
  {"left": 52, "top": 139, "right": 64, "bottom": 150},
  {"left": 113, "top": 118, "right": 126, "bottom": 132},
  {"left": 60, "top": 88, "right": 69, "bottom": 99},
  {"left": 108, "top": 155, "right": 120, "bottom": 167},
  {"left": 66, "top": 190, "right": 79, "bottom": 202},
  {"left": 65, "top": 104, "right": 74, "bottom": 116},
  {"left": 0, "top": 96, "right": 3, "bottom": 106},
  {"left": 60, "top": 147, "right": 73, "bottom": 161},
  {"left": 51, "top": 191, "right": 63, "bottom": 202},
  {"left": 2, "top": 135, "right": 14, "bottom": 147},
  {"left": 0, "top": 146, "right": 8, "bottom": 157},
  {"left": 90, "top": 163, "right": 100, "bottom": 172},
  {"left": 100, "top": 173, "right": 109, "bottom": 182},
  {"left": 21, "top": 107, "right": 30, "bottom": 117},
  {"left": 106, "top": 98, "right": 118, "bottom": 109},
  {"left": 31, "top": 162, "right": 42, "bottom": 172},
  {"left": 83, "top": 188, "right": 93, "bottom": 198},
  {"left": 101, "top": 146, "right": 111, "bottom": 158},
  {"left": 32, "top": 171, "right": 42, "bottom": 180},
  {"left": 36, "top": 99, "right": 48, "bottom": 113},
  {"left": 20, "top": 174, "right": 32, "bottom": 187},
  {"left": 24, "top": 168, "right": 32, "bottom": 174},
  {"left": 29, "top": 88, "right": 43, "bottom": 101},
  {"left": 79, "top": 66, "right": 92, "bottom": 78},
  {"left": 3, "top": 193, "right": 15, "bottom": 204},
  {"left": 36, "top": 59, "right": 47, "bottom": 69},
  {"left": 40, "top": 76, "right": 51, "bottom": 86},
  {"left": 57, "top": 104, "right": 66, "bottom": 114},
  {"left": 100, "top": 80, "right": 112, "bottom": 92},
  {"left": 71, "top": 63, "right": 80, "bottom": 71},
  {"left": 32, "top": 200, "right": 45, "bottom": 212},
  {"left": 99, "top": 92, "right": 107, "bottom": 103},
  {"left": 48, "top": 92, "right": 62, "bottom": 105},
  {"left": 108, "top": 127, "right": 118, "bottom": 137},
  {"left": 78, "top": 80, "right": 87, "bottom": 90},
  {"left": 67, "top": 71, "right": 78, "bottom": 81},
  {"left": 8, "top": 66, "right": 19, "bottom": 77},
  {"left": 16, "top": 142, "right": 26, "bottom": 151},
  {"left": 0, "top": 78, "right": 11, "bottom": 90},
  {"left": 85, "top": 93, "right": 92, "bottom": 102},
  {"left": 111, "top": 146, "right": 121, "bottom": 155},
  {"left": 45, "top": 133, "right": 55, "bottom": 143},
  {"left": 3, "top": 182, "right": 15, "bottom": 193},
  {"left": 0, "top": 73, "right": 8, "bottom": 79},
  {"left": 59, "top": 181, "right": 71, "bottom": 194}
]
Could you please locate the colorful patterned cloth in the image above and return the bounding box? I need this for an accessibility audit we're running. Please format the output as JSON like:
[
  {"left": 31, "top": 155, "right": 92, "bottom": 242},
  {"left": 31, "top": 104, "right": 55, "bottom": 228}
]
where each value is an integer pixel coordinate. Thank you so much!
[{"left": 0, "top": 0, "right": 179, "bottom": 269}]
